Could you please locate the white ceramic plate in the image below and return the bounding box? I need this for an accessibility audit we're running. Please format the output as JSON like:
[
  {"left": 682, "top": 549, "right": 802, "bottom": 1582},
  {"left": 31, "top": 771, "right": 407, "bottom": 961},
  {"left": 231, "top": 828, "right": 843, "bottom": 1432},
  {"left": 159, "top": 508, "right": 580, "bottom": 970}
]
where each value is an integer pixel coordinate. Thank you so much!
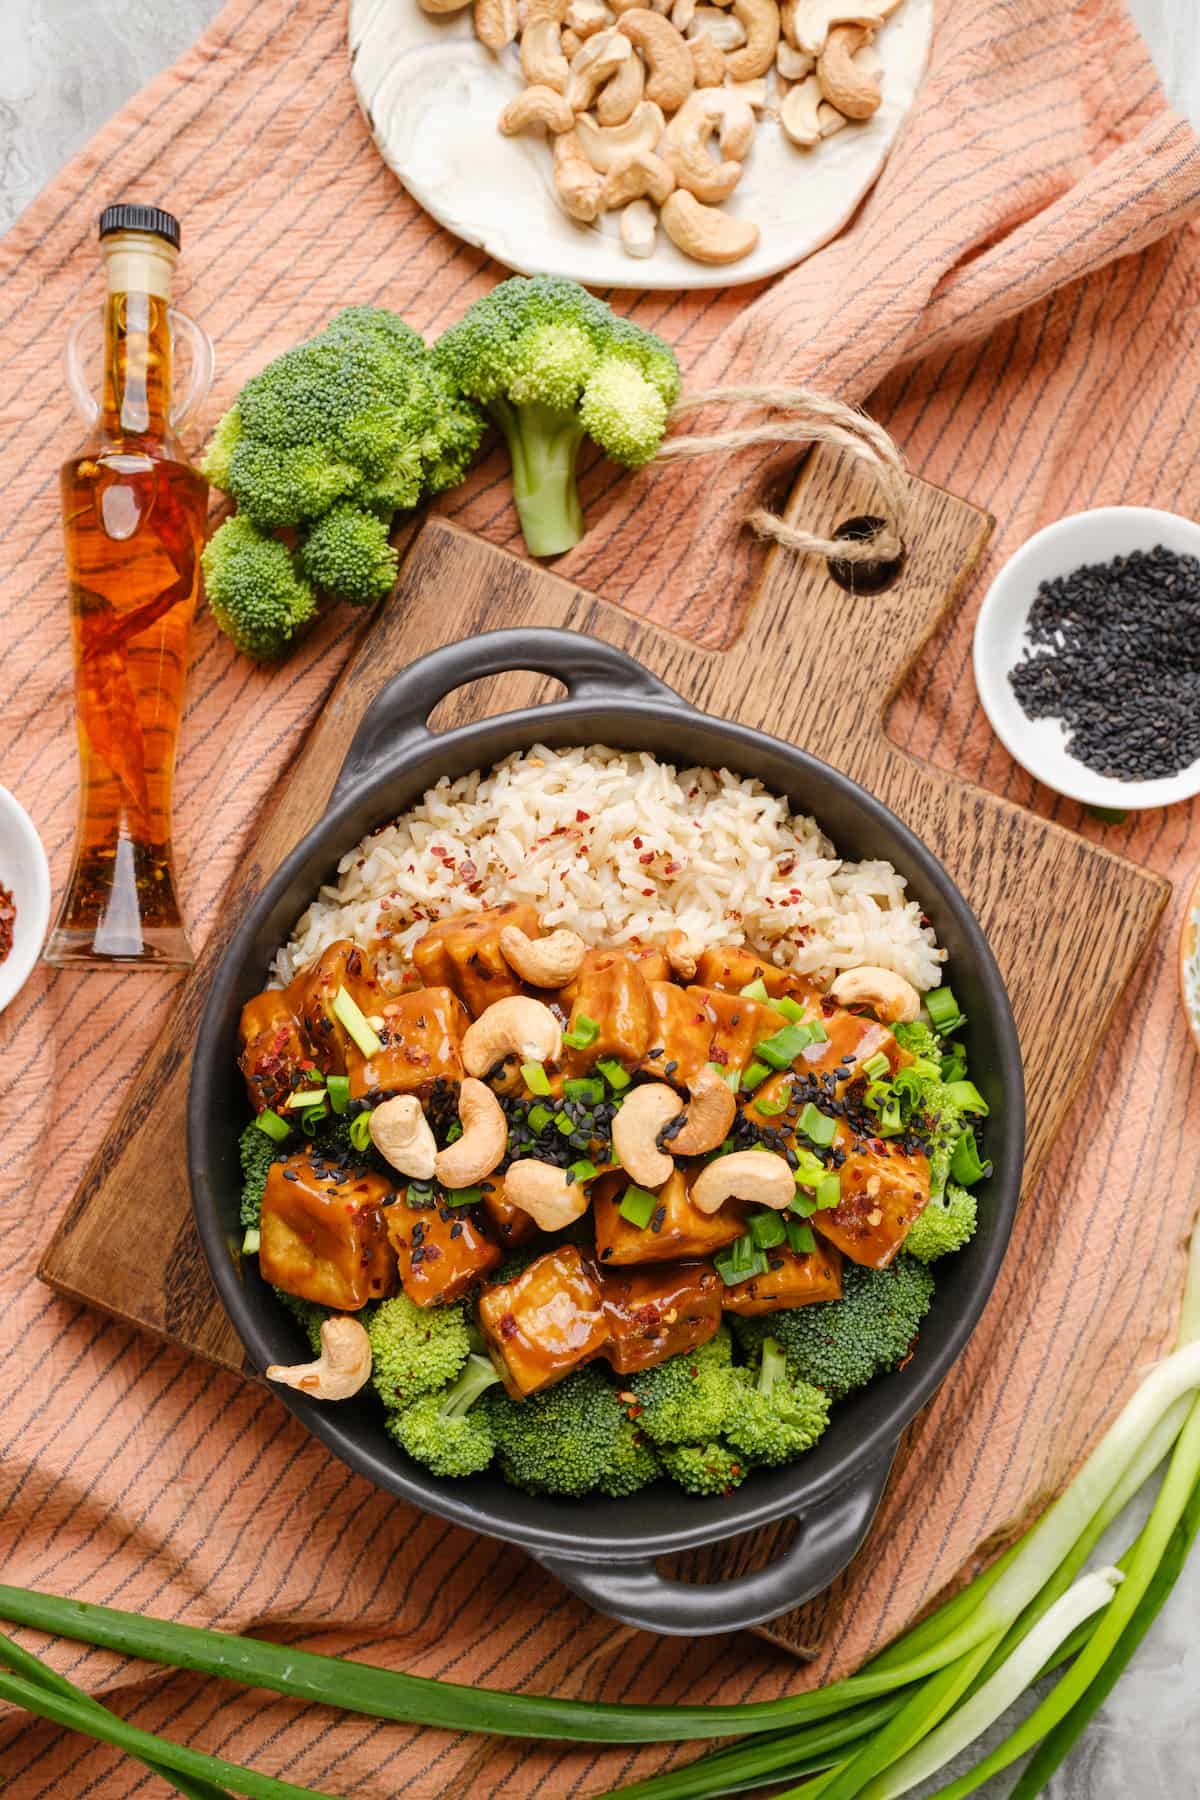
[
  {"left": 348, "top": 0, "right": 932, "bottom": 290},
  {"left": 0, "top": 786, "right": 51, "bottom": 1012},
  {"left": 973, "top": 506, "right": 1200, "bottom": 812}
]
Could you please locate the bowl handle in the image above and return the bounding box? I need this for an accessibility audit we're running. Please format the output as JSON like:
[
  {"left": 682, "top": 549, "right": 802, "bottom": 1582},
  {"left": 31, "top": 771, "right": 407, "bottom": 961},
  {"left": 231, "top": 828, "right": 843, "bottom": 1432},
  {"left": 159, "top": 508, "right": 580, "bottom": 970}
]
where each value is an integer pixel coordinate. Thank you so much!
[
  {"left": 330, "top": 627, "right": 685, "bottom": 808},
  {"left": 531, "top": 1451, "right": 895, "bottom": 1636}
]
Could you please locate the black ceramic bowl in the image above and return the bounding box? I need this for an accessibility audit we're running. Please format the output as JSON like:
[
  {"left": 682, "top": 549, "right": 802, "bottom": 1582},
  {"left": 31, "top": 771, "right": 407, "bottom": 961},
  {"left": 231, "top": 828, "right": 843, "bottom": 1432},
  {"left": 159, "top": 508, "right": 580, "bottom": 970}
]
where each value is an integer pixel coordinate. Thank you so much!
[{"left": 189, "top": 628, "right": 1024, "bottom": 1636}]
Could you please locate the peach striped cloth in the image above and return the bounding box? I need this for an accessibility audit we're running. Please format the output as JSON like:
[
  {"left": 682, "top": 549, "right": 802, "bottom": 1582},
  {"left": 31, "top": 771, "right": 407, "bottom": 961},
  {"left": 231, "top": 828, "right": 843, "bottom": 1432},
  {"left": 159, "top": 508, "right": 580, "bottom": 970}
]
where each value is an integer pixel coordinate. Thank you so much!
[{"left": 2, "top": 0, "right": 1200, "bottom": 1793}]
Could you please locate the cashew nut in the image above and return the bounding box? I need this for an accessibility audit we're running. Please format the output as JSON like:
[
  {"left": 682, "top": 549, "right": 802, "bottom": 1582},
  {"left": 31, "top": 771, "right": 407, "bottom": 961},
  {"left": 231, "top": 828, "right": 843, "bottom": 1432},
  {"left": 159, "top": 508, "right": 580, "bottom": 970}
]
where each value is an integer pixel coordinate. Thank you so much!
[
  {"left": 661, "top": 189, "right": 758, "bottom": 262},
  {"left": 828, "top": 964, "right": 921, "bottom": 1024},
  {"left": 668, "top": 1064, "right": 738, "bottom": 1156},
  {"left": 601, "top": 148, "right": 675, "bottom": 206},
  {"left": 664, "top": 928, "right": 699, "bottom": 978},
  {"left": 817, "top": 23, "right": 881, "bottom": 117},
  {"left": 503, "top": 1159, "right": 593, "bottom": 1231},
  {"left": 475, "top": 0, "right": 519, "bottom": 47},
  {"left": 688, "top": 32, "right": 726, "bottom": 84},
  {"left": 369, "top": 1094, "right": 438, "bottom": 1180},
  {"left": 565, "top": 27, "right": 633, "bottom": 109},
  {"left": 432, "top": 1078, "right": 508, "bottom": 1189},
  {"left": 691, "top": 1149, "right": 796, "bottom": 1215},
  {"left": 563, "top": 26, "right": 582, "bottom": 52},
  {"left": 612, "top": 1081, "right": 681, "bottom": 1187},
  {"left": 819, "top": 98, "right": 848, "bottom": 133},
  {"left": 522, "top": 17, "right": 571, "bottom": 87},
  {"left": 521, "top": 0, "right": 568, "bottom": 20},
  {"left": 595, "top": 50, "right": 645, "bottom": 123},
  {"left": 614, "top": 10, "right": 695, "bottom": 113},
  {"left": 776, "top": 39, "right": 813, "bottom": 76},
  {"left": 552, "top": 128, "right": 606, "bottom": 220},
  {"left": 661, "top": 88, "right": 753, "bottom": 202},
  {"left": 499, "top": 84, "right": 576, "bottom": 134},
  {"left": 780, "top": 73, "right": 822, "bottom": 145},
  {"left": 566, "top": 0, "right": 614, "bottom": 33},
  {"left": 689, "top": 6, "right": 745, "bottom": 48},
  {"left": 418, "top": 0, "right": 471, "bottom": 12},
  {"left": 724, "top": 0, "right": 778, "bottom": 79},
  {"left": 499, "top": 924, "right": 586, "bottom": 986},
  {"left": 462, "top": 995, "right": 564, "bottom": 1075},
  {"left": 725, "top": 75, "right": 767, "bottom": 108},
  {"left": 784, "top": 0, "right": 889, "bottom": 56},
  {"left": 267, "top": 1316, "right": 372, "bottom": 1401},
  {"left": 671, "top": 0, "right": 696, "bottom": 29},
  {"left": 620, "top": 197, "right": 659, "bottom": 257},
  {"left": 574, "top": 101, "right": 665, "bottom": 169}
]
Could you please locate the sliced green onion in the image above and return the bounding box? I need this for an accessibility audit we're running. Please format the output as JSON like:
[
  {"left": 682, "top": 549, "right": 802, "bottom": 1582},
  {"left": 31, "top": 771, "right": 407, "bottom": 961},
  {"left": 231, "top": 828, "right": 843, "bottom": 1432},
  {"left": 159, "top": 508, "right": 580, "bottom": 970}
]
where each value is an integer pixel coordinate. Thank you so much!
[
  {"left": 527, "top": 1103, "right": 554, "bottom": 1135},
  {"left": 349, "top": 1111, "right": 373, "bottom": 1153},
  {"left": 444, "top": 1121, "right": 464, "bottom": 1144},
  {"left": 945, "top": 1078, "right": 989, "bottom": 1115},
  {"left": 597, "top": 1057, "right": 632, "bottom": 1091},
  {"left": 569, "top": 1159, "right": 599, "bottom": 1185},
  {"left": 254, "top": 1109, "right": 290, "bottom": 1142},
  {"left": 799, "top": 1102, "right": 837, "bottom": 1148},
  {"left": 801, "top": 1018, "right": 828, "bottom": 1046},
  {"left": 793, "top": 1148, "right": 827, "bottom": 1188},
  {"left": 332, "top": 985, "right": 383, "bottom": 1058},
  {"left": 447, "top": 1186, "right": 483, "bottom": 1207},
  {"left": 562, "top": 1012, "right": 600, "bottom": 1050},
  {"left": 619, "top": 1184, "right": 659, "bottom": 1228},
  {"left": 299, "top": 1103, "right": 328, "bottom": 1137},
  {"left": 941, "top": 1050, "right": 968, "bottom": 1083},
  {"left": 748, "top": 1211, "right": 787, "bottom": 1250},
  {"left": 521, "top": 1061, "right": 551, "bottom": 1096},
  {"left": 564, "top": 1077, "right": 604, "bottom": 1104},
  {"left": 407, "top": 1179, "right": 435, "bottom": 1206},
  {"left": 715, "top": 1238, "right": 768, "bottom": 1287},
  {"left": 926, "top": 984, "right": 966, "bottom": 1032},
  {"left": 283, "top": 1087, "right": 327, "bottom": 1110},
  {"left": 325, "top": 1074, "right": 350, "bottom": 1115},
  {"left": 951, "top": 1126, "right": 991, "bottom": 1186},
  {"left": 862, "top": 1051, "right": 890, "bottom": 1080},
  {"left": 753, "top": 1091, "right": 789, "bottom": 1117},
  {"left": 791, "top": 1192, "right": 817, "bottom": 1218},
  {"left": 555, "top": 1113, "right": 577, "bottom": 1138},
  {"left": 741, "top": 1060, "right": 771, "bottom": 1091},
  {"left": 787, "top": 1221, "right": 817, "bottom": 1254},
  {"left": 755, "top": 1024, "right": 810, "bottom": 1069},
  {"left": 709, "top": 1063, "right": 741, "bottom": 1092},
  {"left": 815, "top": 1172, "right": 842, "bottom": 1211},
  {"left": 738, "top": 977, "right": 769, "bottom": 1002},
  {"left": 775, "top": 996, "right": 807, "bottom": 1023},
  {"left": 241, "top": 1227, "right": 261, "bottom": 1256}
]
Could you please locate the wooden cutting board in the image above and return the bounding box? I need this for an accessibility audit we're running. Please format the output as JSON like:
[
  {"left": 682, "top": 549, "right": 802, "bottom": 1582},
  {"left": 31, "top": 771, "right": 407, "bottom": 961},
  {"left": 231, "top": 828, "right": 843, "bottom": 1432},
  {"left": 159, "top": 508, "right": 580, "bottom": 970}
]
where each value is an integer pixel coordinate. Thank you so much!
[{"left": 39, "top": 444, "right": 1170, "bottom": 1654}]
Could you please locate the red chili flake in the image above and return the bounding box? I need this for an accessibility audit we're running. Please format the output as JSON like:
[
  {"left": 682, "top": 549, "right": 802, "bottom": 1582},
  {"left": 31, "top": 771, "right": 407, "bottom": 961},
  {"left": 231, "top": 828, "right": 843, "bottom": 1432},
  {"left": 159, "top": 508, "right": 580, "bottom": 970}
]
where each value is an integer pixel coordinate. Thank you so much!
[
  {"left": 663, "top": 861, "right": 680, "bottom": 875},
  {"left": 460, "top": 859, "right": 477, "bottom": 879},
  {"left": 778, "top": 860, "right": 796, "bottom": 876},
  {"left": 710, "top": 1046, "right": 727, "bottom": 1064},
  {"left": 642, "top": 888, "right": 654, "bottom": 897},
  {"left": 639, "top": 852, "right": 654, "bottom": 865},
  {"left": 633, "top": 836, "right": 644, "bottom": 849},
  {"left": 576, "top": 809, "right": 590, "bottom": 822},
  {"left": 499, "top": 1312, "right": 519, "bottom": 1340},
  {"left": 431, "top": 845, "right": 446, "bottom": 857}
]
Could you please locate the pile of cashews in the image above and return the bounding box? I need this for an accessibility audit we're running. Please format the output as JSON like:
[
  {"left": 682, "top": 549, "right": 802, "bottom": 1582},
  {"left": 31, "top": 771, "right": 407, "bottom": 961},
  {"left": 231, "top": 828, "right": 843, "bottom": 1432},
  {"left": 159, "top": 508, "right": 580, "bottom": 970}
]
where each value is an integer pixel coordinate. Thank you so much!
[{"left": 417, "top": 0, "right": 904, "bottom": 264}]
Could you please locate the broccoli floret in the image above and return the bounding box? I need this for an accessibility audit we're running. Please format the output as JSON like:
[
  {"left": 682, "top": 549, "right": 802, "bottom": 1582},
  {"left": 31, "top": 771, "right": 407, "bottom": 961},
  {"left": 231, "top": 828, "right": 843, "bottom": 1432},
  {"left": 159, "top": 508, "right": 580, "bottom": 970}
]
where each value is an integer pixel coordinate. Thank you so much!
[
  {"left": 201, "top": 516, "right": 318, "bottom": 661},
  {"left": 627, "top": 1329, "right": 741, "bottom": 1447},
  {"left": 598, "top": 1417, "right": 662, "bottom": 1498},
  {"left": 905, "top": 1184, "right": 978, "bottom": 1263},
  {"left": 238, "top": 1118, "right": 278, "bottom": 1228},
  {"left": 226, "top": 435, "right": 361, "bottom": 528},
  {"left": 200, "top": 406, "right": 243, "bottom": 489},
  {"left": 366, "top": 1293, "right": 472, "bottom": 1411},
  {"left": 731, "top": 1257, "right": 936, "bottom": 1401},
  {"left": 434, "top": 274, "right": 679, "bottom": 557},
  {"left": 386, "top": 1354, "right": 501, "bottom": 1478},
  {"left": 725, "top": 1338, "right": 831, "bottom": 1467},
  {"left": 891, "top": 1020, "right": 942, "bottom": 1061},
  {"left": 485, "top": 1366, "right": 624, "bottom": 1496},
  {"left": 659, "top": 1442, "right": 748, "bottom": 1497},
  {"left": 298, "top": 504, "right": 399, "bottom": 605},
  {"left": 274, "top": 1288, "right": 326, "bottom": 1354}
]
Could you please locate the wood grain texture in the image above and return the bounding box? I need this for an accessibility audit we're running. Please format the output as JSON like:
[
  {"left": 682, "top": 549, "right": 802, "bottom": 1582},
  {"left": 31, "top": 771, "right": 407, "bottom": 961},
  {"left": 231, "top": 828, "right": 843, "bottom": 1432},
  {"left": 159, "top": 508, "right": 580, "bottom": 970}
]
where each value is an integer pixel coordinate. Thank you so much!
[{"left": 38, "top": 443, "right": 1170, "bottom": 1647}]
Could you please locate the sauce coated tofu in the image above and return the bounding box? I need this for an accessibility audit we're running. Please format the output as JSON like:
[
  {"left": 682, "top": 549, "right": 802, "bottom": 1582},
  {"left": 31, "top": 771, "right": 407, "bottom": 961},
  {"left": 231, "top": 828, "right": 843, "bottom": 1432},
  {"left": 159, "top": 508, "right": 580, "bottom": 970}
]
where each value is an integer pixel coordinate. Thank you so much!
[
  {"left": 238, "top": 982, "right": 313, "bottom": 1113},
  {"left": 478, "top": 1245, "right": 610, "bottom": 1397},
  {"left": 295, "top": 940, "right": 385, "bottom": 1076},
  {"left": 641, "top": 981, "right": 713, "bottom": 1085},
  {"left": 385, "top": 1192, "right": 501, "bottom": 1307},
  {"left": 811, "top": 1125, "right": 929, "bottom": 1268},
  {"left": 564, "top": 949, "right": 653, "bottom": 1073},
  {"left": 479, "top": 1172, "right": 540, "bottom": 1249},
  {"left": 258, "top": 1150, "right": 396, "bottom": 1311},
  {"left": 349, "top": 985, "right": 468, "bottom": 1101},
  {"left": 601, "top": 1261, "right": 722, "bottom": 1372},
  {"left": 721, "top": 1243, "right": 843, "bottom": 1316},
  {"left": 687, "top": 986, "right": 787, "bottom": 1076},
  {"left": 412, "top": 903, "right": 541, "bottom": 1018},
  {"left": 797, "top": 1005, "right": 903, "bottom": 1082},
  {"left": 593, "top": 1169, "right": 746, "bottom": 1265},
  {"left": 695, "top": 947, "right": 821, "bottom": 1008}
]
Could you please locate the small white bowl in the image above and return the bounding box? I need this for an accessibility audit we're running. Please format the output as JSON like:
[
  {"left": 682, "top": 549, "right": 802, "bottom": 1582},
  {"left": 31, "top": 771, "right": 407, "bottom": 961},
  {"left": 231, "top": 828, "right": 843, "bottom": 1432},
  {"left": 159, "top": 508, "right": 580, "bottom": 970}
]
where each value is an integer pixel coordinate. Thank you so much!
[
  {"left": 973, "top": 506, "right": 1200, "bottom": 811},
  {"left": 0, "top": 786, "right": 51, "bottom": 1012}
]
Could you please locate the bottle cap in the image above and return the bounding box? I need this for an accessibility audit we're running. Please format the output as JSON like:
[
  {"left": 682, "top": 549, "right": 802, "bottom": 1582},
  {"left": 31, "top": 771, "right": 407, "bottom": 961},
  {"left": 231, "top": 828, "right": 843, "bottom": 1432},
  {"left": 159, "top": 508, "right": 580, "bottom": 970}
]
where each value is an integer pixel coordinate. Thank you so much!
[{"left": 98, "top": 204, "right": 181, "bottom": 250}]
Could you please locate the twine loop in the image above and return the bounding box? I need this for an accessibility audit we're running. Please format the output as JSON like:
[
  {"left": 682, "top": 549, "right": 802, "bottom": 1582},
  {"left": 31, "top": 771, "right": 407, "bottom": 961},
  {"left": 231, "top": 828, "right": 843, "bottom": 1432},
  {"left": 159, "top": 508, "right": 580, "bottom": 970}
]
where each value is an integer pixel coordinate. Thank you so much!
[{"left": 655, "top": 384, "right": 910, "bottom": 566}]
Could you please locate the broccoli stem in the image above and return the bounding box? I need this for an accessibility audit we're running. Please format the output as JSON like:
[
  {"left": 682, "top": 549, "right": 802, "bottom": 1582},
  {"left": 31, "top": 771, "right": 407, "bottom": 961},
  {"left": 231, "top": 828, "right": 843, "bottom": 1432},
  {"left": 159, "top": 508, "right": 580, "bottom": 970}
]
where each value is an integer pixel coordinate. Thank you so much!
[
  {"left": 490, "top": 396, "right": 586, "bottom": 557},
  {"left": 758, "top": 1338, "right": 787, "bottom": 1396},
  {"left": 442, "top": 1353, "right": 501, "bottom": 1418}
]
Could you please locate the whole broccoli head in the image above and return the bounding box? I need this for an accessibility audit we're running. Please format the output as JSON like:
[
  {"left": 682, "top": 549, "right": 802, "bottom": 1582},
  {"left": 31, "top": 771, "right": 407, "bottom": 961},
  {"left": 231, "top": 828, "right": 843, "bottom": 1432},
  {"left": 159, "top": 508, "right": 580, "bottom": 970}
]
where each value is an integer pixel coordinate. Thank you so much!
[
  {"left": 386, "top": 1353, "right": 500, "bottom": 1479},
  {"left": 434, "top": 275, "right": 680, "bottom": 558},
  {"left": 298, "top": 504, "right": 399, "bottom": 606},
  {"left": 238, "top": 1118, "right": 279, "bottom": 1229},
  {"left": 725, "top": 1338, "right": 830, "bottom": 1467},
  {"left": 366, "top": 1293, "right": 472, "bottom": 1411},
  {"left": 485, "top": 1365, "right": 624, "bottom": 1497},
  {"left": 658, "top": 1442, "right": 748, "bottom": 1497},
  {"left": 904, "top": 1184, "right": 978, "bottom": 1263},
  {"left": 201, "top": 515, "right": 319, "bottom": 661},
  {"left": 627, "top": 1328, "right": 741, "bottom": 1447},
  {"left": 597, "top": 1417, "right": 662, "bottom": 1498},
  {"left": 731, "top": 1257, "right": 936, "bottom": 1401}
]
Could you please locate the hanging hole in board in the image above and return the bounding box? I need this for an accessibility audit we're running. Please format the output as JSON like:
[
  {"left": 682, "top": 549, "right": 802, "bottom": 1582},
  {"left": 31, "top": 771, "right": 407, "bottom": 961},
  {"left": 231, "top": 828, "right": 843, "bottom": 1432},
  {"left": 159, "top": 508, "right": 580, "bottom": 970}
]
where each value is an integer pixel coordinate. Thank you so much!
[{"left": 827, "top": 516, "right": 905, "bottom": 595}]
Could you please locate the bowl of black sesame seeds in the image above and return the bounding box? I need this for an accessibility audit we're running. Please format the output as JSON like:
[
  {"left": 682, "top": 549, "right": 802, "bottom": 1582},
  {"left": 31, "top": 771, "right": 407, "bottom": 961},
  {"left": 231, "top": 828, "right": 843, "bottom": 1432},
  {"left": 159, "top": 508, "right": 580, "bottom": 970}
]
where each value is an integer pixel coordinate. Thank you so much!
[{"left": 973, "top": 506, "right": 1200, "bottom": 809}]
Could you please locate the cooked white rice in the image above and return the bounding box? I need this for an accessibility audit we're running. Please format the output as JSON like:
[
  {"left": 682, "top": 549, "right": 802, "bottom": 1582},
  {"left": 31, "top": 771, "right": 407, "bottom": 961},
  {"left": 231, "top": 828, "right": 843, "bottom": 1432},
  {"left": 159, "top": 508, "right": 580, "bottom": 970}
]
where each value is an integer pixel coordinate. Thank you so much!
[{"left": 274, "top": 745, "right": 945, "bottom": 992}]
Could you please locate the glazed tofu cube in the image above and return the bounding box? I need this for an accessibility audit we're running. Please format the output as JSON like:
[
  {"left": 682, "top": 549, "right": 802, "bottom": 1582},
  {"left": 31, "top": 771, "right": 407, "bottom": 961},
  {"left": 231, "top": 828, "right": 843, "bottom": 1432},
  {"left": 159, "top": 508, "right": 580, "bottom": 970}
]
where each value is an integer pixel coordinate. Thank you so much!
[
  {"left": 479, "top": 1171, "right": 540, "bottom": 1249},
  {"left": 412, "top": 903, "right": 541, "bottom": 1017},
  {"left": 695, "top": 947, "right": 821, "bottom": 1008},
  {"left": 564, "top": 949, "right": 654, "bottom": 1074},
  {"left": 721, "top": 1243, "right": 843, "bottom": 1316},
  {"left": 626, "top": 939, "right": 671, "bottom": 983},
  {"left": 349, "top": 985, "right": 468, "bottom": 1101},
  {"left": 687, "top": 986, "right": 788, "bottom": 1076},
  {"left": 796, "top": 1004, "right": 902, "bottom": 1082},
  {"left": 258, "top": 1150, "right": 396, "bottom": 1311},
  {"left": 238, "top": 985, "right": 314, "bottom": 1114},
  {"left": 478, "top": 1245, "right": 611, "bottom": 1397},
  {"left": 601, "top": 1260, "right": 723, "bottom": 1373},
  {"left": 593, "top": 1169, "right": 746, "bottom": 1266},
  {"left": 811, "top": 1125, "right": 930, "bottom": 1268},
  {"left": 295, "top": 940, "right": 385, "bottom": 1076},
  {"left": 641, "top": 981, "right": 713, "bottom": 1085},
  {"left": 385, "top": 1191, "right": 501, "bottom": 1307}
]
